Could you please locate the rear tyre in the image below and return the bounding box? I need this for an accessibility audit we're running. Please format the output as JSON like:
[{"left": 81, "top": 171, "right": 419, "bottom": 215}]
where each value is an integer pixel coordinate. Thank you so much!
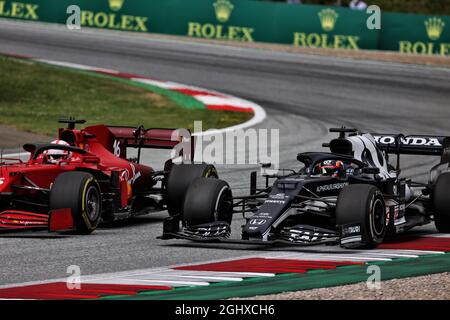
[
  {"left": 166, "top": 164, "right": 218, "bottom": 216},
  {"left": 336, "top": 184, "right": 386, "bottom": 249},
  {"left": 183, "top": 178, "right": 233, "bottom": 226},
  {"left": 50, "top": 172, "right": 101, "bottom": 234},
  {"left": 433, "top": 172, "right": 450, "bottom": 233}
]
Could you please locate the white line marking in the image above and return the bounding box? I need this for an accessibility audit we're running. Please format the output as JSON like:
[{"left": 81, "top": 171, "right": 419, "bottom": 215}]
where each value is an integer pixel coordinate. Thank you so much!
[
  {"left": 132, "top": 78, "right": 180, "bottom": 89},
  {"left": 424, "top": 234, "right": 450, "bottom": 238},
  {"left": 117, "top": 279, "right": 211, "bottom": 286},
  {"left": 195, "top": 96, "right": 251, "bottom": 108},
  {"left": 317, "top": 255, "right": 392, "bottom": 261},
  {"left": 35, "top": 59, "right": 119, "bottom": 74},
  {"left": 358, "top": 252, "right": 419, "bottom": 258},
  {"left": 174, "top": 275, "right": 243, "bottom": 282},
  {"left": 383, "top": 249, "right": 446, "bottom": 255},
  {"left": 110, "top": 273, "right": 240, "bottom": 283},
  {"left": 157, "top": 270, "right": 275, "bottom": 278}
]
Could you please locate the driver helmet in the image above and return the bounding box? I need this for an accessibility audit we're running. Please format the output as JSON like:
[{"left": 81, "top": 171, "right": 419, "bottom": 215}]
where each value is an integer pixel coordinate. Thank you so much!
[
  {"left": 314, "top": 160, "right": 345, "bottom": 178},
  {"left": 46, "top": 140, "right": 71, "bottom": 163}
]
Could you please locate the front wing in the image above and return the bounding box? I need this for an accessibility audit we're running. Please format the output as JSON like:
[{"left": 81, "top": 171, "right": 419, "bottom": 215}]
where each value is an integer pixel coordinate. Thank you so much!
[
  {"left": 0, "top": 209, "right": 74, "bottom": 232},
  {"left": 160, "top": 220, "right": 340, "bottom": 247}
]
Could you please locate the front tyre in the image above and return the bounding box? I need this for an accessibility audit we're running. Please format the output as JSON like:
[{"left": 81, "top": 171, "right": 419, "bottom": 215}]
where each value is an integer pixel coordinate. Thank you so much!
[
  {"left": 183, "top": 178, "right": 233, "bottom": 226},
  {"left": 166, "top": 163, "right": 218, "bottom": 216},
  {"left": 336, "top": 184, "right": 387, "bottom": 249},
  {"left": 433, "top": 172, "right": 450, "bottom": 233},
  {"left": 50, "top": 172, "right": 102, "bottom": 234}
]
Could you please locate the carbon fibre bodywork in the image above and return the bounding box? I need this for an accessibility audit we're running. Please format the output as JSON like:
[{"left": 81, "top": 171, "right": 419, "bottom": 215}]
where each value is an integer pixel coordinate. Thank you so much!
[{"left": 162, "top": 128, "right": 450, "bottom": 248}]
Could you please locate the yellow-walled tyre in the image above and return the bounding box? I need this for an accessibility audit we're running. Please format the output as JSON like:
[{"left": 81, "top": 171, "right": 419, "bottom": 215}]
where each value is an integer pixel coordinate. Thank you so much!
[{"left": 50, "top": 172, "right": 101, "bottom": 234}]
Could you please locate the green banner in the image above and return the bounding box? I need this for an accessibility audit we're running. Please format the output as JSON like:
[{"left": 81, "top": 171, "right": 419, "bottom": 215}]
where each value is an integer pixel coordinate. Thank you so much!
[
  {"left": 381, "top": 12, "right": 450, "bottom": 56},
  {"left": 0, "top": 0, "right": 448, "bottom": 56}
]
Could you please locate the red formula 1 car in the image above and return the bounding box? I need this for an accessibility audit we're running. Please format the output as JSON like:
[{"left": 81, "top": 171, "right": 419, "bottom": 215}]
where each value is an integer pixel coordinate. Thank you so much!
[{"left": 0, "top": 119, "right": 218, "bottom": 234}]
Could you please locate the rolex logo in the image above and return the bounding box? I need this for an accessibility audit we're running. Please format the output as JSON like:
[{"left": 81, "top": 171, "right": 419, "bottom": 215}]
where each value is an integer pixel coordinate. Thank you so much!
[
  {"left": 318, "top": 9, "right": 339, "bottom": 32},
  {"left": 109, "top": 0, "right": 125, "bottom": 12},
  {"left": 425, "top": 17, "right": 445, "bottom": 41},
  {"left": 214, "top": 0, "right": 234, "bottom": 23}
]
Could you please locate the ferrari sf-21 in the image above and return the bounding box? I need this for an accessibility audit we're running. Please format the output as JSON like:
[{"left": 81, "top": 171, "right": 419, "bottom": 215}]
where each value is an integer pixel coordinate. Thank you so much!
[{"left": 0, "top": 119, "right": 218, "bottom": 234}]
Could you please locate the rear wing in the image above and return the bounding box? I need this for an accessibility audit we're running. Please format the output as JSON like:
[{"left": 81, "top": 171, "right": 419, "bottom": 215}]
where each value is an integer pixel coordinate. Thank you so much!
[
  {"left": 83, "top": 125, "right": 194, "bottom": 161},
  {"left": 107, "top": 126, "right": 182, "bottom": 149},
  {"left": 373, "top": 134, "right": 450, "bottom": 164}
]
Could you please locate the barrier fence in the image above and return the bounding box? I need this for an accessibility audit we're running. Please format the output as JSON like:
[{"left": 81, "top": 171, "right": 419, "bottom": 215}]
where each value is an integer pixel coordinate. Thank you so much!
[{"left": 0, "top": 0, "right": 448, "bottom": 56}]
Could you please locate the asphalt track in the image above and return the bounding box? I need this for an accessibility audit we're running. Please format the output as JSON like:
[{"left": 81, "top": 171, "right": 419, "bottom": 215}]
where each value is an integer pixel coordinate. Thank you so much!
[{"left": 1, "top": 19, "right": 450, "bottom": 285}]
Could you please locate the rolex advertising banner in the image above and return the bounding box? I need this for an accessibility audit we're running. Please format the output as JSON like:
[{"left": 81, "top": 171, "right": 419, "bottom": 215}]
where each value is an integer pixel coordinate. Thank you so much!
[
  {"left": 380, "top": 13, "right": 450, "bottom": 56},
  {"left": 0, "top": 0, "right": 448, "bottom": 56}
]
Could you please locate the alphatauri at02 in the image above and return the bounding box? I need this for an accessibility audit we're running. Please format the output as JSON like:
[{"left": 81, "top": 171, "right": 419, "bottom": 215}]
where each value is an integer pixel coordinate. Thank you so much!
[{"left": 162, "top": 128, "right": 450, "bottom": 249}]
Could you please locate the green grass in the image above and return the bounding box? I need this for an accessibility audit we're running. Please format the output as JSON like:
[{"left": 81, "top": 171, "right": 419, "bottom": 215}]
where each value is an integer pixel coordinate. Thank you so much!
[{"left": 0, "top": 56, "right": 251, "bottom": 136}]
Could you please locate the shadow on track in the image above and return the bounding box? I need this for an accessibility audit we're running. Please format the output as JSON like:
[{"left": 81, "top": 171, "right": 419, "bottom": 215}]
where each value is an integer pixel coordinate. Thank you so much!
[{"left": 100, "top": 215, "right": 166, "bottom": 229}]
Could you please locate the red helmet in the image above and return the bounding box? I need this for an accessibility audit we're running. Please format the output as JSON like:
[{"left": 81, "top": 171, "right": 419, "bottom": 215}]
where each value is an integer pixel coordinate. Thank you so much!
[{"left": 314, "top": 160, "right": 345, "bottom": 177}]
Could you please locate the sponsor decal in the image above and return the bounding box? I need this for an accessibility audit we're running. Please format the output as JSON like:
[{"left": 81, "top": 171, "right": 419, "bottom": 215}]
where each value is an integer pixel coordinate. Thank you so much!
[
  {"left": 316, "top": 182, "right": 348, "bottom": 193},
  {"left": 214, "top": 0, "right": 233, "bottom": 23},
  {"left": 109, "top": 0, "right": 124, "bottom": 12},
  {"left": 257, "top": 212, "right": 273, "bottom": 218},
  {"left": 0, "top": 1, "right": 39, "bottom": 20},
  {"left": 398, "top": 17, "right": 449, "bottom": 56},
  {"left": 187, "top": 0, "right": 255, "bottom": 42},
  {"left": 80, "top": 0, "right": 148, "bottom": 32},
  {"left": 120, "top": 164, "right": 141, "bottom": 185},
  {"left": 322, "top": 160, "right": 335, "bottom": 165},
  {"left": 425, "top": 17, "right": 445, "bottom": 41},
  {"left": 264, "top": 199, "right": 286, "bottom": 204},
  {"left": 128, "top": 164, "right": 141, "bottom": 184},
  {"left": 249, "top": 219, "right": 266, "bottom": 225},
  {"left": 342, "top": 225, "right": 360, "bottom": 236},
  {"left": 385, "top": 199, "right": 400, "bottom": 223},
  {"left": 269, "top": 193, "right": 286, "bottom": 200},
  {"left": 374, "top": 135, "right": 443, "bottom": 147},
  {"left": 318, "top": 8, "right": 339, "bottom": 32},
  {"left": 293, "top": 8, "right": 360, "bottom": 50}
]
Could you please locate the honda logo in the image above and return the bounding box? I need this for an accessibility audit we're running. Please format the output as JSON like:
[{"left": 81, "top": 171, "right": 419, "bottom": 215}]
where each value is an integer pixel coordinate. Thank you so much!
[{"left": 250, "top": 219, "right": 266, "bottom": 225}]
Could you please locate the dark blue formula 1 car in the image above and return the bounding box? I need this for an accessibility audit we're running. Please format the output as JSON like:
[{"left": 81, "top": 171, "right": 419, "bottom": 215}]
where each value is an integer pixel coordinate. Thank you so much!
[{"left": 161, "top": 128, "right": 450, "bottom": 249}]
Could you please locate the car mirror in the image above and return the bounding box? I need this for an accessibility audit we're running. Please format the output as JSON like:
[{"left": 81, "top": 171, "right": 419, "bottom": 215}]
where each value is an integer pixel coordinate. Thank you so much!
[
  {"left": 23, "top": 144, "right": 37, "bottom": 154},
  {"left": 261, "top": 162, "right": 272, "bottom": 168}
]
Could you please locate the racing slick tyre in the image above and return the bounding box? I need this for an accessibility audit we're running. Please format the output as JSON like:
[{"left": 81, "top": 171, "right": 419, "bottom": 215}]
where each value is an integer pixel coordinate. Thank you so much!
[
  {"left": 166, "top": 163, "right": 218, "bottom": 216},
  {"left": 183, "top": 178, "right": 233, "bottom": 226},
  {"left": 336, "top": 184, "right": 387, "bottom": 249},
  {"left": 433, "top": 172, "right": 450, "bottom": 233},
  {"left": 50, "top": 172, "right": 102, "bottom": 235}
]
